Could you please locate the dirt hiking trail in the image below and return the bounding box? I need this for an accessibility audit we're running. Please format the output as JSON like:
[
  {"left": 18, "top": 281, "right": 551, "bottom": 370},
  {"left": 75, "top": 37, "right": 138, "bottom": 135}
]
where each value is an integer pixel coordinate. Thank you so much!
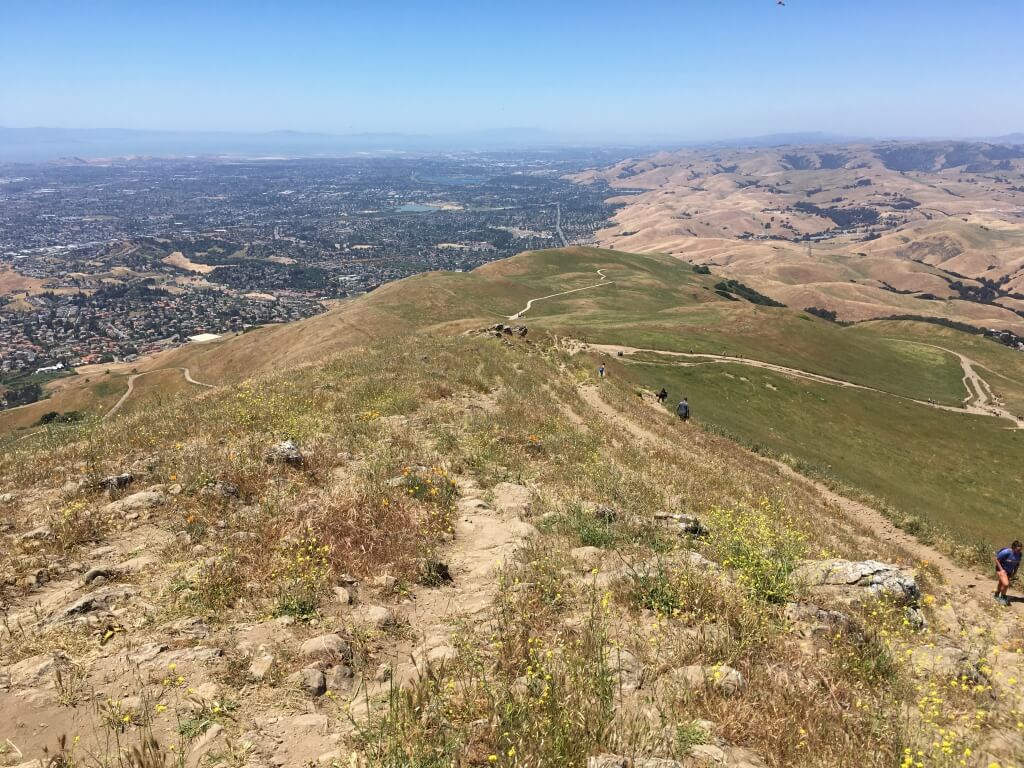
[
  {"left": 590, "top": 343, "right": 1023, "bottom": 429},
  {"left": 507, "top": 269, "right": 613, "bottom": 320},
  {"left": 105, "top": 367, "right": 214, "bottom": 419},
  {"left": 575, "top": 382, "right": 1014, "bottom": 634}
]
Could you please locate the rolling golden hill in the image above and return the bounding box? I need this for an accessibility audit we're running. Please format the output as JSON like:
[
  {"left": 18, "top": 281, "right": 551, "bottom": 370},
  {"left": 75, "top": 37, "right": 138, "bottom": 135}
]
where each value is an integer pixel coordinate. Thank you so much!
[{"left": 572, "top": 142, "right": 1024, "bottom": 332}]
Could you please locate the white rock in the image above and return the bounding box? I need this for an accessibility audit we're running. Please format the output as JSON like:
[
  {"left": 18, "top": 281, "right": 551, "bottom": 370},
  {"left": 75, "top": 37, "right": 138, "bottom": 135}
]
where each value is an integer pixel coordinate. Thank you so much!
[
  {"left": 351, "top": 604, "right": 397, "bottom": 631},
  {"left": 299, "top": 633, "right": 351, "bottom": 661},
  {"left": 104, "top": 490, "right": 166, "bottom": 516}
]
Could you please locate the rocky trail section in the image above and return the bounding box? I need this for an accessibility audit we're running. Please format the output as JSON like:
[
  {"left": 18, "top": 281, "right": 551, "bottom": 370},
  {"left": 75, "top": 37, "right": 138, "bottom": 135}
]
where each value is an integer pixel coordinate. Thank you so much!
[
  {"left": 575, "top": 380, "right": 1024, "bottom": 764},
  {"left": 577, "top": 380, "right": 1005, "bottom": 611},
  {"left": 0, "top": 472, "right": 540, "bottom": 767}
]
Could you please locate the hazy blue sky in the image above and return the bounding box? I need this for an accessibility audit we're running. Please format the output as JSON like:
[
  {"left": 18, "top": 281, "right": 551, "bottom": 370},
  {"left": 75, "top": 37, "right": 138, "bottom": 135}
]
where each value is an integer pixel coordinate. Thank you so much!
[{"left": 2, "top": 0, "right": 1022, "bottom": 140}]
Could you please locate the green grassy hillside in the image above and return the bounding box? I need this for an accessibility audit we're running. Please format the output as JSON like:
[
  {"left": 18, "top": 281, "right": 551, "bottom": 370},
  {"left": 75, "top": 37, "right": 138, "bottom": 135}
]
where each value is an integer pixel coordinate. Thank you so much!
[
  {"left": 5, "top": 249, "right": 1024, "bottom": 767},
  {"left": 7, "top": 247, "right": 1023, "bottom": 555},
  {"left": 625, "top": 360, "right": 1022, "bottom": 547}
]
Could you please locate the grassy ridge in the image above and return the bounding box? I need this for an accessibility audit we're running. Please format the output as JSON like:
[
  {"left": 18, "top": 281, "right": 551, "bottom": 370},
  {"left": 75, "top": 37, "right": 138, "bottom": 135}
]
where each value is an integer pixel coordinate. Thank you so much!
[{"left": 501, "top": 249, "right": 969, "bottom": 404}]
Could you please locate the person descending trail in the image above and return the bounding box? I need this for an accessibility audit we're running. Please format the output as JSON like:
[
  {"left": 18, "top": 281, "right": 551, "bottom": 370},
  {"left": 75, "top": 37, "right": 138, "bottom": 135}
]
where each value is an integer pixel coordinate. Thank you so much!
[
  {"left": 994, "top": 540, "right": 1022, "bottom": 605},
  {"left": 598, "top": 364, "right": 606, "bottom": 379},
  {"left": 656, "top": 387, "right": 668, "bottom": 404},
  {"left": 677, "top": 398, "right": 689, "bottom": 422}
]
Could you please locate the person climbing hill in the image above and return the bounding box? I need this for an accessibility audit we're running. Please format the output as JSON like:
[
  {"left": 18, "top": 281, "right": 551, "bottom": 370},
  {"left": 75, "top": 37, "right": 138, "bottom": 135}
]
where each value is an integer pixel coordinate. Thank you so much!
[
  {"left": 994, "top": 540, "right": 1022, "bottom": 605},
  {"left": 677, "top": 397, "right": 689, "bottom": 422},
  {"left": 656, "top": 387, "right": 668, "bottom": 404},
  {"left": 598, "top": 364, "right": 606, "bottom": 379}
]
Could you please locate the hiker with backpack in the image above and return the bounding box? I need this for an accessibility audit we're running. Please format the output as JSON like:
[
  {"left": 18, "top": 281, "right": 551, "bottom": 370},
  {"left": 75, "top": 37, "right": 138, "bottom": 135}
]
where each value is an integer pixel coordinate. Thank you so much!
[
  {"left": 656, "top": 387, "right": 668, "bottom": 404},
  {"left": 677, "top": 398, "right": 689, "bottom": 422},
  {"left": 994, "top": 540, "right": 1022, "bottom": 605}
]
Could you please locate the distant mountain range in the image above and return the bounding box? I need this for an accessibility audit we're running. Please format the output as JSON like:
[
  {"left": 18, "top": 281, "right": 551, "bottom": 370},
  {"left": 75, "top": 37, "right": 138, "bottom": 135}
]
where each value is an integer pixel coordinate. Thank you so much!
[{"left": 1, "top": 126, "right": 1021, "bottom": 163}]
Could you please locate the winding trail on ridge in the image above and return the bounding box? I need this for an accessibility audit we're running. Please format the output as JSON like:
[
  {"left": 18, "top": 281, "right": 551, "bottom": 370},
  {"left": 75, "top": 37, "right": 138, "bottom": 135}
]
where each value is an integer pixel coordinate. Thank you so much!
[
  {"left": 886, "top": 338, "right": 1022, "bottom": 424},
  {"left": 507, "top": 269, "right": 613, "bottom": 320},
  {"left": 588, "top": 342, "right": 1023, "bottom": 429},
  {"left": 105, "top": 367, "right": 214, "bottom": 419}
]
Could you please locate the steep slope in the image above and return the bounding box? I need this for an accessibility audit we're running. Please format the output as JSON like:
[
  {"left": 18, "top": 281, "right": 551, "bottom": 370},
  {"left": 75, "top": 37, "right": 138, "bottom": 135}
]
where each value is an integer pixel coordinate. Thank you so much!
[
  {"left": 2, "top": 312, "right": 1024, "bottom": 767},
  {"left": 5, "top": 248, "right": 1022, "bottom": 553}
]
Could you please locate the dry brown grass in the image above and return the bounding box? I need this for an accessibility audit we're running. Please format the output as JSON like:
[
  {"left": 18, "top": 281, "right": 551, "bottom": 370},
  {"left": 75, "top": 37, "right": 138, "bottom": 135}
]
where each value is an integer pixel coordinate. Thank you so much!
[{"left": 1, "top": 333, "right": 1014, "bottom": 767}]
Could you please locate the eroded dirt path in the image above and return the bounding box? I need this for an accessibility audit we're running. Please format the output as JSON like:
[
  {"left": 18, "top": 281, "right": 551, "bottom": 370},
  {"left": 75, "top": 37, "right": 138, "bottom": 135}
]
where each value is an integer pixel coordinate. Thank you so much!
[
  {"left": 507, "top": 269, "right": 613, "bottom": 320},
  {"left": 887, "top": 338, "right": 1022, "bottom": 425},
  {"left": 589, "top": 342, "right": 1023, "bottom": 429},
  {"left": 105, "top": 367, "right": 214, "bottom": 419},
  {"left": 575, "top": 383, "right": 1002, "bottom": 617}
]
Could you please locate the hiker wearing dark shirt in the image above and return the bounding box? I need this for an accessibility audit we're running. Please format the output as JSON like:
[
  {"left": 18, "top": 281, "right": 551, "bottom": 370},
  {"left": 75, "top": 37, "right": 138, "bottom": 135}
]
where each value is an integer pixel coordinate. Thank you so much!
[
  {"left": 598, "top": 364, "right": 606, "bottom": 379},
  {"left": 994, "top": 540, "right": 1023, "bottom": 605},
  {"left": 656, "top": 388, "right": 668, "bottom": 404},
  {"left": 677, "top": 398, "right": 689, "bottom": 422}
]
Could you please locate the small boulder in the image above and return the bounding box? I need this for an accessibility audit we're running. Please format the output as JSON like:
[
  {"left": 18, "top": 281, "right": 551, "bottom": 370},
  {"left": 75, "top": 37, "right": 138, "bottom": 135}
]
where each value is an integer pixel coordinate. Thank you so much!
[
  {"left": 351, "top": 604, "right": 397, "bottom": 631},
  {"left": 8, "top": 651, "right": 70, "bottom": 688},
  {"left": 104, "top": 490, "right": 166, "bottom": 516},
  {"left": 588, "top": 756, "right": 684, "bottom": 768},
  {"left": 371, "top": 574, "right": 398, "bottom": 592},
  {"left": 127, "top": 642, "right": 167, "bottom": 664},
  {"left": 98, "top": 472, "right": 133, "bottom": 491},
  {"left": 51, "top": 585, "right": 138, "bottom": 624},
  {"left": 492, "top": 482, "right": 531, "bottom": 516},
  {"left": 290, "top": 667, "right": 326, "bottom": 697},
  {"left": 299, "top": 633, "right": 351, "bottom": 662},
  {"left": 783, "top": 602, "right": 850, "bottom": 638},
  {"left": 653, "top": 512, "right": 706, "bottom": 536},
  {"left": 265, "top": 440, "right": 305, "bottom": 466},
  {"left": 325, "top": 665, "right": 354, "bottom": 691},
  {"left": 18, "top": 525, "right": 52, "bottom": 543},
  {"left": 248, "top": 651, "right": 275, "bottom": 681},
  {"left": 118, "top": 553, "right": 159, "bottom": 573},
  {"left": 791, "top": 559, "right": 921, "bottom": 606},
  {"left": 82, "top": 566, "right": 116, "bottom": 586},
  {"left": 655, "top": 664, "right": 745, "bottom": 698}
]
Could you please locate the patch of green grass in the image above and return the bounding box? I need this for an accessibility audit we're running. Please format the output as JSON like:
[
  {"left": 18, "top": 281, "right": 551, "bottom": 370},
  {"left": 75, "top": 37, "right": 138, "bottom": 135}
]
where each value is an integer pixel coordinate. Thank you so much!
[
  {"left": 675, "top": 721, "right": 709, "bottom": 752},
  {"left": 628, "top": 361, "right": 1024, "bottom": 547}
]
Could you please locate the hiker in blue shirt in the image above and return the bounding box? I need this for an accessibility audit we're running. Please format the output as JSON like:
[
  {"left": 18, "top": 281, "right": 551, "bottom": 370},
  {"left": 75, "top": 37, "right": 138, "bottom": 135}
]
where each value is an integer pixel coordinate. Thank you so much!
[
  {"left": 994, "top": 540, "right": 1023, "bottom": 605},
  {"left": 677, "top": 398, "right": 689, "bottom": 422}
]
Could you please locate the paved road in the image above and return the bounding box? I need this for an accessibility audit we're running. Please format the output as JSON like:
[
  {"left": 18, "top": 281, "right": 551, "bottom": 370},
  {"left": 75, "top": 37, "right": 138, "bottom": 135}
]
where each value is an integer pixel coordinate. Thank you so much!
[{"left": 554, "top": 202, "right": 568, "bottom": 247}]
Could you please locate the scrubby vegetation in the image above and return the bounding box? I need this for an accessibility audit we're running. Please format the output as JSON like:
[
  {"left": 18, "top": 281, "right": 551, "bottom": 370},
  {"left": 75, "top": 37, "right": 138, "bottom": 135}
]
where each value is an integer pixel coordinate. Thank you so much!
[
  {"left": 3, "top": 246, "right": 1024, "bottom": 767},
  {"left": 1, "top": 330, "right": 1023, "bottom": 767},
  {"left": 713, "top": 280, "right": 786, "bottom": 307}
]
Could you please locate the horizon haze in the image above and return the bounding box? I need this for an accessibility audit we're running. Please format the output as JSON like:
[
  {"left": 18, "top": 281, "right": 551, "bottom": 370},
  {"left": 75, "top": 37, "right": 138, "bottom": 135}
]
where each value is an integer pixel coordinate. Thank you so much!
[{"left": 2, "top": 0, "right": 1023, "bottom": 156}]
